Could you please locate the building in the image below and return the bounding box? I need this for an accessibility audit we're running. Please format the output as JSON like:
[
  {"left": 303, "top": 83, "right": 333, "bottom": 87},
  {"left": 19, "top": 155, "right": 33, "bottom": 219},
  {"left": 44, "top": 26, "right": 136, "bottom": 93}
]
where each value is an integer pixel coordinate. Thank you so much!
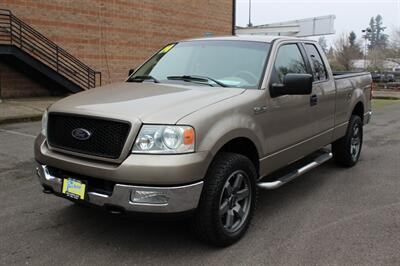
[
  {"left": 352, "top": 59, "right": 400, "bottom": 72},
  {"left": 0, "top": 1, "right": 235, "bottom": 98}
]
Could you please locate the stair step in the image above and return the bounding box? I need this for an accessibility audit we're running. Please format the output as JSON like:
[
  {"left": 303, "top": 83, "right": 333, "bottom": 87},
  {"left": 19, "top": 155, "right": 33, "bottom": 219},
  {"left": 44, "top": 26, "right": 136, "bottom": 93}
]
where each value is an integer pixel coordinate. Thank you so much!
[{"left": 257, "top": 149, "right": 333, "bottom": 190}]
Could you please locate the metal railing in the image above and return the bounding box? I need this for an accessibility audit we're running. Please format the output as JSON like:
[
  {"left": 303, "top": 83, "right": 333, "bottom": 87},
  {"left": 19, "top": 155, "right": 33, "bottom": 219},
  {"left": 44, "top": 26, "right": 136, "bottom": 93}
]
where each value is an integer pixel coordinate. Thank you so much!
[{"left": 0, "top": 9, "right": 101, "bottom": 90}]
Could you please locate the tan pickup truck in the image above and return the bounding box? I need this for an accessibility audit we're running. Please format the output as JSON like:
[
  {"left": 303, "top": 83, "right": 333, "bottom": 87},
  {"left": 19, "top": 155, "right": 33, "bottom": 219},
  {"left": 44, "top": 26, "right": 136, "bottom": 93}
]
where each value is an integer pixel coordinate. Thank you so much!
[{"left": 35, "top": 36, "right": 372, "bottom": 246}]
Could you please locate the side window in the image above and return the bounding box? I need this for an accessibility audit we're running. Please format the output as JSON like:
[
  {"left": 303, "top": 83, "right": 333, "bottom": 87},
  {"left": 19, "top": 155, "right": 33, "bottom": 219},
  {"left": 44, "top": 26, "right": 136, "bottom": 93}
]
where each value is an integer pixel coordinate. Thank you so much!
[
  {"left": 305, "top": 44, "right": 327, "bottom": 81},
  {"left": 273, "top": 44, "right": 308, "bottom": 83}
]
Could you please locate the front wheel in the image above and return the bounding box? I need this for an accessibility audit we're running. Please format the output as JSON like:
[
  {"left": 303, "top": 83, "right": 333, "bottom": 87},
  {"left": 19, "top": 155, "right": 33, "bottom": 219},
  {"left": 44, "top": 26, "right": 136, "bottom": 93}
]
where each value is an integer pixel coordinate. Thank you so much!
[
  {"left": 332, "top": 115, "right": 363, "bottom": 167},
  {"left": 194, "top": 152, "right": 258, "bottom": 247}
]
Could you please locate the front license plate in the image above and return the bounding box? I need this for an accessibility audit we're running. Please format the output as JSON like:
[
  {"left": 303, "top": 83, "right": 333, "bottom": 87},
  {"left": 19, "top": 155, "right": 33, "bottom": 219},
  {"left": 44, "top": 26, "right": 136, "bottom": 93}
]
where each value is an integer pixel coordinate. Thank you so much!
[{"left": 62, "top": 178, "right": 86, "bottom": 200}]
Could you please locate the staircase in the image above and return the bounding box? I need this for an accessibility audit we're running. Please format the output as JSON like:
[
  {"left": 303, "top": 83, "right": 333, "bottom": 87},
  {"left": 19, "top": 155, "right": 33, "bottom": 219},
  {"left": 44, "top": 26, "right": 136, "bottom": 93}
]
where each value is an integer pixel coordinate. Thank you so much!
[{"left": 0, "top": 9, "right": 101, "bottom": 93}]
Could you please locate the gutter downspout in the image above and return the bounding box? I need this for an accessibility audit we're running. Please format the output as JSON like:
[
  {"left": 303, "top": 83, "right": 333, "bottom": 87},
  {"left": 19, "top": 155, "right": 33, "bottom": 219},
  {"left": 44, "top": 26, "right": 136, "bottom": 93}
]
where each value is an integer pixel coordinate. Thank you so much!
[{"left": 232, "top": 0, "right": 236, "bottom": 35}]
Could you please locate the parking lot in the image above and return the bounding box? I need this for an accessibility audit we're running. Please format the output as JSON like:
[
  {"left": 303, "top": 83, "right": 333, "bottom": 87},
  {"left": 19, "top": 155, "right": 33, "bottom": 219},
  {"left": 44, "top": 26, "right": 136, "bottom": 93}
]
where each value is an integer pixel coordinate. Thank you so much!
[{"left": 1, "top": 101, "right": 400, "bottom": 265}]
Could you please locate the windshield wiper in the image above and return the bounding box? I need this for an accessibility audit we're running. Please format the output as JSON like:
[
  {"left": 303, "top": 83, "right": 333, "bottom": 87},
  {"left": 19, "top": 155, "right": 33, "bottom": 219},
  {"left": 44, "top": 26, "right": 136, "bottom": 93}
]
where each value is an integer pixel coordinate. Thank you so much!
[
  {"left": 128, "top": 75, "right": 160, "bottom": 83},
  {"left": 167, "top": 75, "right": 227, "bottom": 87}
]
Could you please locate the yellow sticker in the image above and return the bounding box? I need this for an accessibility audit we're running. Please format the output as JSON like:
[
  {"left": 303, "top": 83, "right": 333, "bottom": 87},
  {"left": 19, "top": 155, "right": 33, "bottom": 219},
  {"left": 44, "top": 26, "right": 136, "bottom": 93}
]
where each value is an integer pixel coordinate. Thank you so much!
[
  {"left": 159, "top": 44, "right": 175, "bottom": 54},
  {"left": 62, "top": 178, "right": 86, "bottom": 200}
]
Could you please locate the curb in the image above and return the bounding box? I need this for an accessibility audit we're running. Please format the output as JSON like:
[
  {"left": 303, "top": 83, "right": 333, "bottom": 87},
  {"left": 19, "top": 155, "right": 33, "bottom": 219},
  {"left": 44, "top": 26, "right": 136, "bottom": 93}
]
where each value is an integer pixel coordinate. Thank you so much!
[
  {"left": 0, "top": 115, "right": 42, "bottom": 125},
  {"left": 372, "top": 96, "right": 400, "bottom": 100}
]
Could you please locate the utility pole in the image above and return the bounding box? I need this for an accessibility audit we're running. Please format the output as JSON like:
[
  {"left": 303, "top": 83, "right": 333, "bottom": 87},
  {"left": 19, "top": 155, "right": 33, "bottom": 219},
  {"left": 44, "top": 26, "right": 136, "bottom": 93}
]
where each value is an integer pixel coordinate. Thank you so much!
[
  {"left": 362, "top": 28, "right": 371, "bottom": 70},
  {"left": 247, "top": 0, "right": 253, "bottom": 27}
]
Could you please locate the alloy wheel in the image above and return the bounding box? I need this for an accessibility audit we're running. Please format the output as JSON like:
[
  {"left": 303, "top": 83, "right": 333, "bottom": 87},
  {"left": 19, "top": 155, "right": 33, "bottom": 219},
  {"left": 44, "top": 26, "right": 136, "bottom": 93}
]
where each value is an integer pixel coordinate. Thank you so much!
[{"left": 219, "top": 170, "right": 252, "bottom": 234}]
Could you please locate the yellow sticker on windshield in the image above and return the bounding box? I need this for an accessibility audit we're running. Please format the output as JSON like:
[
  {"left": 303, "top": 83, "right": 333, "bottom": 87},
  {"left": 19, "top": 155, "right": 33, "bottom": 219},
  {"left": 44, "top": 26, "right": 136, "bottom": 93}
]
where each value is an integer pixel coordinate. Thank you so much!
[{"left": 159, "top": 44, "right": 175, "bottom": 54}]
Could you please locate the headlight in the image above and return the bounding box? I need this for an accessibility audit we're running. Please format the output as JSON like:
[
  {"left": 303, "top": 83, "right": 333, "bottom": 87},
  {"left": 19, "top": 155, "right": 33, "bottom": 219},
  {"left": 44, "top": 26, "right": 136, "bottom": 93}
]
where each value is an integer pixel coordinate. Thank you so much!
[
  {"left": 41, "top": 110, "right": 48, "bottom": 137},
  {"left": 133, "top": 125, "right": 195, "bottom": 154}
]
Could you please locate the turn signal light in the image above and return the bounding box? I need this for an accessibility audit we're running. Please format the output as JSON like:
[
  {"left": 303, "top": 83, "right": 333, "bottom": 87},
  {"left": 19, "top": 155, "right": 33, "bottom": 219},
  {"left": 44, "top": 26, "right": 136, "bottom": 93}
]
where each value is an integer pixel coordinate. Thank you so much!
[{"left": 183, "top": 127, "right": 195, "bottom": 145}]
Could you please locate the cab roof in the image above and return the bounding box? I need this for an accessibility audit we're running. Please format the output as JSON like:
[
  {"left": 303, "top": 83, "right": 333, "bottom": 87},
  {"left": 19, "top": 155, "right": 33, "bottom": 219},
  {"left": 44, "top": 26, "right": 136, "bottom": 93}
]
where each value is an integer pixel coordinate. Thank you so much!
[{"left": 183, "top": 35, "right": 315, "bottom": 43}]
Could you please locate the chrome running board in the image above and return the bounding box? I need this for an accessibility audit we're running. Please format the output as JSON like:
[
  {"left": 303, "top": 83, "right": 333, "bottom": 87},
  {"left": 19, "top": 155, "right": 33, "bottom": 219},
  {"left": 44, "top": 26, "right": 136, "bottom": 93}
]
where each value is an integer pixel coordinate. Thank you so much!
[{"left": 257, "top": 150, "right": 333, "bottom": 190}]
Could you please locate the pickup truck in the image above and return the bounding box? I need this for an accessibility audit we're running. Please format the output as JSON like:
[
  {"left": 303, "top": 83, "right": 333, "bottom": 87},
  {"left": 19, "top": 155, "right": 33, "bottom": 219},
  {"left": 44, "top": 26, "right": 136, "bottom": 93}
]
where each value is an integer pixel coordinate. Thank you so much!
[{"left": 35, "top": 36, "right": 372, "bottom": 246}]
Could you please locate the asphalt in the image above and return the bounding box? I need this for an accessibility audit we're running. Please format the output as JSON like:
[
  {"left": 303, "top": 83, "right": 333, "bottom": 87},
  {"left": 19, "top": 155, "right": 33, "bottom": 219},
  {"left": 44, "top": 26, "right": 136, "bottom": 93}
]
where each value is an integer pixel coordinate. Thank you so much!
[{"left": 0, "top": 101, "right": 400, "bottom": 265}]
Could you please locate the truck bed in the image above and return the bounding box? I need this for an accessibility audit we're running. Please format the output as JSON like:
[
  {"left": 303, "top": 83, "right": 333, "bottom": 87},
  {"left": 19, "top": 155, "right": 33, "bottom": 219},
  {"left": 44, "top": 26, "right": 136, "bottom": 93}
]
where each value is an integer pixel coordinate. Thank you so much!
[{"left": 333, "top": 71, "right": 371, "bottom": 80}]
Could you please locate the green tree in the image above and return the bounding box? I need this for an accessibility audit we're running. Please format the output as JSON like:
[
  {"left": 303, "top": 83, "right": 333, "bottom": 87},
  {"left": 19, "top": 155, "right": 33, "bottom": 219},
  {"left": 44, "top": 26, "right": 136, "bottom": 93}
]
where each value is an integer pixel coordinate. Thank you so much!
[
  {"left": 349, "top": 31, "right": 357, "bottom": 47},
  {"left": 367, "top": 17, "right": 376, "bottom": 49},
  {"left": 366, "top": 15, "right": 388, "bottom": 49},
  {"left": 375, "top": 15, "right": 388, "bottom": 48},
  {"left": 348, "top": 31, "right": 363, "bottom": 58}
]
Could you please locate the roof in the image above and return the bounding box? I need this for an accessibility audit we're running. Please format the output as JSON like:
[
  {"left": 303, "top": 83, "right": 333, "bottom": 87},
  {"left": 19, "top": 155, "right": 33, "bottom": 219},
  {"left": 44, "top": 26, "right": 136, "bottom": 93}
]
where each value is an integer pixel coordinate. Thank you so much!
[{"left": 183, "top": 35, "right": 314, "bottom": 43}]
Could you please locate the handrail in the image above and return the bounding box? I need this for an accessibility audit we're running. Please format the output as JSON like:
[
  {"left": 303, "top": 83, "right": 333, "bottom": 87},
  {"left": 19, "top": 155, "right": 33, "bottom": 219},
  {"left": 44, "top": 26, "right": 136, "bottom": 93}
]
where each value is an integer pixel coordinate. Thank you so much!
[{"left": 0, "top": 9, "right": 101, "bottom": 90}]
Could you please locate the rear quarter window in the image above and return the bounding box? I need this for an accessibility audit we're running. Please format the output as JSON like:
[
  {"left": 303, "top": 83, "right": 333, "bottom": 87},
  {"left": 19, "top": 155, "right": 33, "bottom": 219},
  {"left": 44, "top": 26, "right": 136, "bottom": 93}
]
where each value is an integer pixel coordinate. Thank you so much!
[{"left": 304, "top": 44, "right": 328, "bottom": 82}]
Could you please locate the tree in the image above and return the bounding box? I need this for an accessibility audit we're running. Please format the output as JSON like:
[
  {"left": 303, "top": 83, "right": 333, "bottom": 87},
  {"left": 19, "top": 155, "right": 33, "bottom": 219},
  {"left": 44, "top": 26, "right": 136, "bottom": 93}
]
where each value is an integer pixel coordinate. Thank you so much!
[
  {"left": 367, "top": 17, "right": 376, "bottom": 49},
  {"left": 375, "top": 15, "right": 388, "bottom": 48},
  {"left": 349, "top": 31, "right": 357, "bottom": 47},
  {"left": 318, "top": 36, "right": 328, "bottom": 54},
  {"left": 348, "top": 31, "right": 363, "bottom": 58},
  {"left": 329, "top": 33, "right": 363, "bottom": 71},
  {"left": 366, "top": 14, "right": 388, "bottom": 50},
  {"left": 385, "top": 28, "right": 400, "bottom": 60}
]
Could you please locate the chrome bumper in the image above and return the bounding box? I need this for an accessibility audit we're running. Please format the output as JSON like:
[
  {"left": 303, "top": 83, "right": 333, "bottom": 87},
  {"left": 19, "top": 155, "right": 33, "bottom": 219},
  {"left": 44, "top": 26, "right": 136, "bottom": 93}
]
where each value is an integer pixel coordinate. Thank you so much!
[{"left": 36, "top": 164, "right": 203, "bottom": 213}]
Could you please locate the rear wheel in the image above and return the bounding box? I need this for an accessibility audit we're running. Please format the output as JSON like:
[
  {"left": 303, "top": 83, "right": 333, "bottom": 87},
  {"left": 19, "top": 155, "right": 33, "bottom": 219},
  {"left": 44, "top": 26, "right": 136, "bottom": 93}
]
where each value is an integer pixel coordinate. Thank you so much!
[
  {"left": 332, "top": 115, "right": 363, "bottom": 167},
  {"left": 194, "top": 152, "right": 257, "bottom": 247}
]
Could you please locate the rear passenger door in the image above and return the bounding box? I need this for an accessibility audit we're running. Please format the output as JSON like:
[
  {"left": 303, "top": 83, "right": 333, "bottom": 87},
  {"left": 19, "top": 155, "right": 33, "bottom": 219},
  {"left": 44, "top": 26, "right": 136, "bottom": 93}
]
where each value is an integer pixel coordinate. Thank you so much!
[{"left": 303, "top": 43, "right": 336, "bottom": 138}]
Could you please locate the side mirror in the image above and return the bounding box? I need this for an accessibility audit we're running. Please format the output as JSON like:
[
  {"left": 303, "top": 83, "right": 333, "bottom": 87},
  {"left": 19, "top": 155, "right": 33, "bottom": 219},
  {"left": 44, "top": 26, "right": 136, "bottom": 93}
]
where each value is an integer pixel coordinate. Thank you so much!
[
  {"left": 270, "top": 73, "right": 313, "bottom": 98},
  {"left": 128, "top": 69, "right": 135, "bottom": 77}
]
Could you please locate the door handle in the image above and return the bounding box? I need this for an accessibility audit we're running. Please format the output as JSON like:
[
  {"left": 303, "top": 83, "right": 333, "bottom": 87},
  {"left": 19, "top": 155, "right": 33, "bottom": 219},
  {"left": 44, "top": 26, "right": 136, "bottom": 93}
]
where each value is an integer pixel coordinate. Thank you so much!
[{"left": 310, "top": 94, "right": 318, "bottom": 106}]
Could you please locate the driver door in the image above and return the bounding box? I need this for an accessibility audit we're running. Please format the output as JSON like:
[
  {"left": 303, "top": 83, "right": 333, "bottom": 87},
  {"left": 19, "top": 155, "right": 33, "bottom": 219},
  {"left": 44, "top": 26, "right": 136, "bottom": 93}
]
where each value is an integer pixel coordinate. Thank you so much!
[{"left": 262, "top": 42, "right": 319, "bottom": 172}]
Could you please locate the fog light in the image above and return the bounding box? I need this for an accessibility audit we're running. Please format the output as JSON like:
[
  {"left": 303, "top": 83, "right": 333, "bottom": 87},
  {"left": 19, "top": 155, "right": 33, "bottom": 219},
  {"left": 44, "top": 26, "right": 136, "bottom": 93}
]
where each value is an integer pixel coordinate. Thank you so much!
[{"left": 131, "top": 190, "right": 169, "bottom": 204}]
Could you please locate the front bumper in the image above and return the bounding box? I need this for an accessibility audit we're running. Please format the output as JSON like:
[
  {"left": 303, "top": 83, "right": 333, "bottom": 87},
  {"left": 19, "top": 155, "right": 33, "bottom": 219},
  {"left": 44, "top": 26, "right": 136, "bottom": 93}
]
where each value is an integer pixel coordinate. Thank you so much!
[{"left": 37, "top": 164, "right": 203, "bottom": 213}]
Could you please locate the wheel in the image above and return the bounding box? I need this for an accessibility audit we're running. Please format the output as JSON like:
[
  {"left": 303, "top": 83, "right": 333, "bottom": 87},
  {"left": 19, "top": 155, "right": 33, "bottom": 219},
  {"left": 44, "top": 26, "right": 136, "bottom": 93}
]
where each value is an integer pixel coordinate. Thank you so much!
[
  {"left": 332, "top": 115, "right": 363, "bottom": 167},
  {"left": 194, "top": 152, "right": 258, "bottom": 247}
]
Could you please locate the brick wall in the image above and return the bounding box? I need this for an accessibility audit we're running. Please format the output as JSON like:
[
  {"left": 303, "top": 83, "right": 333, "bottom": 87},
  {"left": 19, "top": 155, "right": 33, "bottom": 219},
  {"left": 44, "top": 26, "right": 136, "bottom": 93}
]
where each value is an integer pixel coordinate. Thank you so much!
[
  {"left": 0, "top": 61, "right": 53, "bottom": 98},
  {"left": 1, "top": 0, "right": 233, "bottom": 87}
]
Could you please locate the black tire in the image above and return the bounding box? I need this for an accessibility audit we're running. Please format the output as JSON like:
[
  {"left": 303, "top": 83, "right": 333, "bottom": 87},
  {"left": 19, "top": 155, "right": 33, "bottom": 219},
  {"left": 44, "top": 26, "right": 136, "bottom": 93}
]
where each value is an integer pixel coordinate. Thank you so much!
[
  {"left": 332, "top": 115, "right": 363, "bottom": 167},
  {"left": 193, "top": 152, "right": 258, "bottom": 247}
]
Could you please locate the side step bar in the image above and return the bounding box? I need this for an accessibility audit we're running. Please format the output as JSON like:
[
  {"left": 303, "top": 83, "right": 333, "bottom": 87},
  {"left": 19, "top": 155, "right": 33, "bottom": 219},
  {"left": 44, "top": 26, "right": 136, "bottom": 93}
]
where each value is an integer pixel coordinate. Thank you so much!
[{"left": 257, "top": 151, "right": 333, "bottom": 190}]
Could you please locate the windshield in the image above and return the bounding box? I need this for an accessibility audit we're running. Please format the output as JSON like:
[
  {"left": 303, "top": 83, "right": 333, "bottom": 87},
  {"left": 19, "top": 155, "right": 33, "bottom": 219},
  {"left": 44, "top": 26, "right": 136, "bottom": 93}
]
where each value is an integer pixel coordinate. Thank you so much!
[{"left": 130, "top": 40, "right": 271, "bottom": 89}]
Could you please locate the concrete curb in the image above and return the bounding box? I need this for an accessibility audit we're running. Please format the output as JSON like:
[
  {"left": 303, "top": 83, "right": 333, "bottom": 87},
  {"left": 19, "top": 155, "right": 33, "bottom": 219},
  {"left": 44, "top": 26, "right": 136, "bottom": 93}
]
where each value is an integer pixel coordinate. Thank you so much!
[
  {"left": 373, "top": 90, "right": 400, "bottom": 100},
  {"left": 0, "top": 115, "right": 42, "bottom": 125},
  {"left": 373, "top": 96, "right": 400, "bottom": 100}
]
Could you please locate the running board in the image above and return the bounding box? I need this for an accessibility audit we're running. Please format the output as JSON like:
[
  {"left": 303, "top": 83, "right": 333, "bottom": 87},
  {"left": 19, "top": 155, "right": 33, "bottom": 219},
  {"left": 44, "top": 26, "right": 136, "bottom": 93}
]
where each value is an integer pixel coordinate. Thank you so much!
[{"left": 257, "top": 151, "right": 333, "bottom": 190}]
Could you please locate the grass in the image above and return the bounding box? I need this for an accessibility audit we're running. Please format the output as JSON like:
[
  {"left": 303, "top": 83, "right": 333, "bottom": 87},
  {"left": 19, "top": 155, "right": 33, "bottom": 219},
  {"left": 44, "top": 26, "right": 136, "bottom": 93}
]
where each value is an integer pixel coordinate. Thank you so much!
[{"left": 372, "top": 99, "right": 400, "bottom": 108}]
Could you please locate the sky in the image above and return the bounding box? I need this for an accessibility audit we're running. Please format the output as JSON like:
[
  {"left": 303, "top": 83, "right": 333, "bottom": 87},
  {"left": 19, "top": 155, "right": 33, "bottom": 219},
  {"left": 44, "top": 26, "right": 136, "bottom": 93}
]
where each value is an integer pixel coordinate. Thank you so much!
[{"left": 235, "top": 0, "right": 400, "bottom": 46}]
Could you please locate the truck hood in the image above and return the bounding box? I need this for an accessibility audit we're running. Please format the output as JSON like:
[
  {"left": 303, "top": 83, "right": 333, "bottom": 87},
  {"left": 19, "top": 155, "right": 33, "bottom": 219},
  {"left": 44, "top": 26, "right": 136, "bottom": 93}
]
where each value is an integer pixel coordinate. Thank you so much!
[{"left": 49, "top": 82, "right": 245, "bottom": 124}]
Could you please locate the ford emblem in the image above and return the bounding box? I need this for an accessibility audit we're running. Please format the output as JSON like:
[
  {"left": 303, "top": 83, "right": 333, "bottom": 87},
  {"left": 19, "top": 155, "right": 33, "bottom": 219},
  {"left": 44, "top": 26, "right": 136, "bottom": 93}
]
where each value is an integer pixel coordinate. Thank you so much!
[{"left": 71, "top": 128, "right": 92, "bottom": 141}]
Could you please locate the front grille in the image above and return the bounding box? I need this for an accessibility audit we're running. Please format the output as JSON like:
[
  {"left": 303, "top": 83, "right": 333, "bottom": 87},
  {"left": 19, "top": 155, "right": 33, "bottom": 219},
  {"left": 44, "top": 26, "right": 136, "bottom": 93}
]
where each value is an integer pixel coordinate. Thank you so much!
[{"left": 47, "top": 113, "right": 131, "bottom": 159}]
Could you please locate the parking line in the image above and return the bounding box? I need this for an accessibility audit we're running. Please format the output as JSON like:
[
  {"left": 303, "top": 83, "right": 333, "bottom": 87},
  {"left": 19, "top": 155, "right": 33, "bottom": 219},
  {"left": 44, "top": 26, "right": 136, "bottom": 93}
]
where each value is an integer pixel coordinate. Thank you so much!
[{"left": 0, "top": 129, "right": 36, "bottom": 139}]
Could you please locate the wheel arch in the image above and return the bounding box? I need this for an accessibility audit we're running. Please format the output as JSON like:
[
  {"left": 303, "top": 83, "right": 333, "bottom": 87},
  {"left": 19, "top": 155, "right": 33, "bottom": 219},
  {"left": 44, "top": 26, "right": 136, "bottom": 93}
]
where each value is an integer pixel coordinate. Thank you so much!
[
  {"left": 210, "top": 136, "right": 261, "bottom": 176},
  {"left": 352, "top": 101, "right": 364, "bottom": 122}
]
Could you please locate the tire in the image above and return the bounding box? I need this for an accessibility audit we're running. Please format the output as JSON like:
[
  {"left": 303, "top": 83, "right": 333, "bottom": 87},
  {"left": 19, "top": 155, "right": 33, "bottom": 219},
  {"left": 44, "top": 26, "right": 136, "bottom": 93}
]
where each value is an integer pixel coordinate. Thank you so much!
[
  {"left": 193, "top": 152, "right": 258, "bottom": 247},
  {"left": 332, "top": 115, "right": 363, "bottom": 167}
]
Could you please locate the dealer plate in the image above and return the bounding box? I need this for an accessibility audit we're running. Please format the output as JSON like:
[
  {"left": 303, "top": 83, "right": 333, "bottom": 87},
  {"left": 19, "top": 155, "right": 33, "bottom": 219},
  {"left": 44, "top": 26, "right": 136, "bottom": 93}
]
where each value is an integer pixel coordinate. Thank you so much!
[{"left": 62, "top": 178, "right": 86, "bottom": 200}]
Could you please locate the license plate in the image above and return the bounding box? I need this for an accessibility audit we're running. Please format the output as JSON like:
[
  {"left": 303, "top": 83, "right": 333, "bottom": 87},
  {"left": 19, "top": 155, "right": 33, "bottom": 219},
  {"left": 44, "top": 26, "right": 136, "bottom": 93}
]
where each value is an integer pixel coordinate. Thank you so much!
[{"left": 62, "top": 178, "right": 86, "bottom": 200}]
